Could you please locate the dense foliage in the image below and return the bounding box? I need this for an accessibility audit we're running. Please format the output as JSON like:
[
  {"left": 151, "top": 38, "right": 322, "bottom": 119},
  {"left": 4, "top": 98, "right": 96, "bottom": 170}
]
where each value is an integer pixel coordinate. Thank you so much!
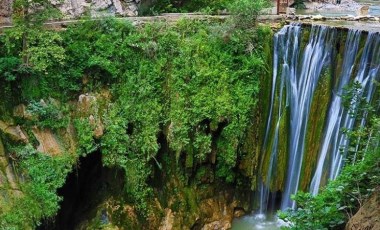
[
  {"left": 143, "top": 0, "right": 271, "bottom": 16},
  {"left": 143, "top": 0, "right": 232, "bottom": 14},
  {"left": 0, "top": 4, "right": 272, "bottom": 227},
  {"left": 0, "top": 144, "right": 74, "bottom": 228}
]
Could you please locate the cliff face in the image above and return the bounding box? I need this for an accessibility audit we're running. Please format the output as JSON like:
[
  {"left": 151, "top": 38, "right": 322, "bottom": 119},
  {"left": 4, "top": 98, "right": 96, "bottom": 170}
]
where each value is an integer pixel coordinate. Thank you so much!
[
  {"left": 0, "top": 0, "right": 141, "bottom": 22},
  {"left": 0, "top": 0, "right": 11, "bottom": 23},
  {"left": 346, "top": 189, "right": 380, "bottom": 230},
  {"left": 0, "top": 13, "right": 273, "bottom": 228},
  {"left": 54, "top": 0, "right": 141, "bottom": 17},
  {"left": 0, "top": 94, "right": 251, "bottom": 229}
]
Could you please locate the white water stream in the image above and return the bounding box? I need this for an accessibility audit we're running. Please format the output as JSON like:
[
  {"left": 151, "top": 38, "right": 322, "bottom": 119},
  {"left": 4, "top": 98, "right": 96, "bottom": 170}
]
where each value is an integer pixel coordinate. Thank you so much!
[{"left": 233, "top": 23, "right": 380, "bottom": 230}]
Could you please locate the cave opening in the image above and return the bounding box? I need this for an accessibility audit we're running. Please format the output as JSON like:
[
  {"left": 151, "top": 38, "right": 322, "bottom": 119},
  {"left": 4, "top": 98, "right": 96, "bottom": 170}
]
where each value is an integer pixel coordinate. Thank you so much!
[{"left": 38, "top": 151, "right": 125, "bottom": 230}]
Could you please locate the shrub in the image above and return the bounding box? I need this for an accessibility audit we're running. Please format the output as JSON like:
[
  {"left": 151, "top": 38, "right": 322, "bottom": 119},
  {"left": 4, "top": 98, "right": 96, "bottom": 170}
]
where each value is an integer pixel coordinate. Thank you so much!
[{"left": 26, "top": 99, "right": 69, "bottom": 130}]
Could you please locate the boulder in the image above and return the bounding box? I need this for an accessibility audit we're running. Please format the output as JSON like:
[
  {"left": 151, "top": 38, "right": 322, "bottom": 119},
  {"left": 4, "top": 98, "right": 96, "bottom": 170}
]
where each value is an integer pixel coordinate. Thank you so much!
[
  {"left": 0, "top": 121, "right": 28, "bottom": 143},
  {"left": 13, "top": 104, "right": 34, "bottom": 120},
  {"left": 358, "top": 5, "right": 369, "bottom": 16}
]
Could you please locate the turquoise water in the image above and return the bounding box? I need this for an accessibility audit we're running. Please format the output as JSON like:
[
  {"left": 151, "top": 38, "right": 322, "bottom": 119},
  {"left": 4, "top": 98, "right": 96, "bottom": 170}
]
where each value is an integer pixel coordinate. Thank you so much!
[
  {"left": 231, "top": 214, "right": 286, "bottom": 230},
  {"left": 296, "top": 0, "right": 380, "bottom": 17},
  {"left": 370, "top": 6, "right": 380, "bottom": 15}
]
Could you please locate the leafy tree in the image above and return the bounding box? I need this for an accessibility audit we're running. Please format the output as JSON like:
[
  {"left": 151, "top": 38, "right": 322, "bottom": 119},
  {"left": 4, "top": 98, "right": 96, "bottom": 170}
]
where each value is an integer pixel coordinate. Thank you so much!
[
  {"left": 11, "top": 0, "right": 61, "bottom": 65},
  {"left": 228, "top": 0, "right": 271, "bottom": 28}
]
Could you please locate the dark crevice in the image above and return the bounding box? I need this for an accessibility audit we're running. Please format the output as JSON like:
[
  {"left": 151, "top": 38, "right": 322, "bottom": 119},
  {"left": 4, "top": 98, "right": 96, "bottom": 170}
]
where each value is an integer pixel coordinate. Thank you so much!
[{"left": 38, "top": 151, "right": 124, "bottom": 230}]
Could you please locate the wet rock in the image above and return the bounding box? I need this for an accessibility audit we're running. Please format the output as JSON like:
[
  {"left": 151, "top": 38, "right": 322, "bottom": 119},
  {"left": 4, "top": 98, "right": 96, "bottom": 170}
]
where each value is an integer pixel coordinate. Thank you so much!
[
  {"left": 299, "top": 15, "right": 312, "bottom": 20},
  {"left": 353, "top": 16, "right": 367, "bottom": 21},
  {"left": 199, "top": 194, "right": 235, "bottom": 230},
  {"left": 311, "top": 15, "right": 326, "bottom": 20},
  {"left": 233, "top": 207, "right": 246, "bottom": 218},
  {"left": 202, "top": 220, "right": 231, "bottom": 230}
]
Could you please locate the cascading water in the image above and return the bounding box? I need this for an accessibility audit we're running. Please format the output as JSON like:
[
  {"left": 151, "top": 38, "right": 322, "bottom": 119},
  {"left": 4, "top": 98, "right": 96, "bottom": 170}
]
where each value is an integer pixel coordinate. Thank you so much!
[
  {"left": 258, "top": 23, "right": 380, "bottom": 214},
  {"left": 310, "top": 30, "right": 380, "bottom": 195},
  {"left": 309, "top": 29, "right": 362, "bottom": 195},
  {"left": 259, "top": 23, "right": 337, "bottom": 211}
]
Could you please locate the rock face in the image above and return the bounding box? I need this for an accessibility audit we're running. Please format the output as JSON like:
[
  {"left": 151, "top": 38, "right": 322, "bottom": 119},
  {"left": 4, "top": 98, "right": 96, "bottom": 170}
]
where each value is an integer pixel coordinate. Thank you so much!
[
  {"left": 77, "top": 93, "right": 105, "bottom": 139},
  {"left": 0, "top": 138, "right": 18, "bottom": 191},
  {"left": 0, "top": 0, "right": 141, "bottom": 21},
  {"left": 0, "top": 120, "right": 28, "bottom": 143},
  {"left": 54, "top": 0, "right": 141, "bottom": 18},
  {"left": 32, "top": 127, "right": 64, "bottom": 155},
  {"left": 346, "top": 190, "right": 380, "bottom": 230},
  {"left": 0, "top": 0, "right": 12, "bottom": 18}
]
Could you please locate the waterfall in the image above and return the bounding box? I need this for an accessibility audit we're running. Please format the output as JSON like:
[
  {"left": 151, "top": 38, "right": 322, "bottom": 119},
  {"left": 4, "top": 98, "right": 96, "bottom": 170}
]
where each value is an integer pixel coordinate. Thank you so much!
[
  {"left": 259, "top": 23, "right": 380, "bottom": 212},
  {"left": 311, "top": 31, "right": 380, "bottom": 194},
  {"left": 258, "top": 24, "right": 302, "bottom": 214},
  {"left": 309, "top": 29, "right": 362, "bottom": 195}
]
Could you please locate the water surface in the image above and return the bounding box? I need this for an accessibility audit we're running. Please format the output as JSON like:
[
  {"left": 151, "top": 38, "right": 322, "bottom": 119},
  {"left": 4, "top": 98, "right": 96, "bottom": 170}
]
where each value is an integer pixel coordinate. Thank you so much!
[{"left": 232, "top": 214, "right": 285, "bottom": 230}]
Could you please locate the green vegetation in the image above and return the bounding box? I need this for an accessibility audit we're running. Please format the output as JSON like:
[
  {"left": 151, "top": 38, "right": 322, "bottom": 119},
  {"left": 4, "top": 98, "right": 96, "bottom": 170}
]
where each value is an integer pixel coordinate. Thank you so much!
[
  {"left": 279, "top": 127, "right": 380, "bottom": 229},
  {"left": 0, "top": 144, "right": 74, "bottom": 229},
  {"left": 0, "top": 0, "right": 272, "bottom": 227},
  {"left": 12, "top": 0, "right": 62, "bottom": 65},
  {"left": 143, "top": 0, "right": 271, "bottom": 16},
  {"left": 1, "top": 0, "right": 379, "bottom": 229},
  {"left": 26, "top": 99, "right": 69, "bottom": 130},
  {"left": 143, "top": 0, "right": 232, "bottom": 14}
]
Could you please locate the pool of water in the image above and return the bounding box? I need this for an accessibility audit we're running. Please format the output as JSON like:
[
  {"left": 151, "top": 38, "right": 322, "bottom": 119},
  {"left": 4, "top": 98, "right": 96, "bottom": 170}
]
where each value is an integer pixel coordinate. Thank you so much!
[
  {"left": 296, "top": 0, "right": 380, "bottom": 17},
  {"left": 370, "top": 6, "right": 380, "bottom": 15},
  {"left": 231, "top": 214, "right": 287, "bottom": 230}
]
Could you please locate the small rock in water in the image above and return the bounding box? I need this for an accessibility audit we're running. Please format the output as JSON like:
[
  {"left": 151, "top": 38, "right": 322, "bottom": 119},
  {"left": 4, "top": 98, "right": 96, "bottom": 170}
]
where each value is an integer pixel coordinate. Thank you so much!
[{"left": 312, "top": 15, "right": 326, "bottom": 20}]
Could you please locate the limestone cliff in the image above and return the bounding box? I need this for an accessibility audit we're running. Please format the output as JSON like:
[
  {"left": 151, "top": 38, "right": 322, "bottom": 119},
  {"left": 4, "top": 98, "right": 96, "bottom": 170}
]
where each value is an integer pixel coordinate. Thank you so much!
[
  {"left": 0, "top": 94, "right": 251, "bottom": 229},
  {"left": 0, "top": 0, "right": 141, "bottom": 22}
]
